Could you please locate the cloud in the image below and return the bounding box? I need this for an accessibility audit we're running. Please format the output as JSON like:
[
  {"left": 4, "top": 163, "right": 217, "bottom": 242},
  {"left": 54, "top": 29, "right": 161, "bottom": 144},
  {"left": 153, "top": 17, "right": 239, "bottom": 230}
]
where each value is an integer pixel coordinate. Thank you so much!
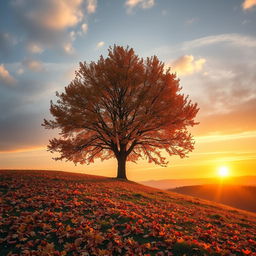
[
  {"left": 180, "top": 57, "right": 256, "bottom": 137},
  {"left": 0, "top": 68, "right": 63, "bottom": 151},
  {"left": 196, "top": 130, "right": 256, "bottom": 144},
  {"left": 70, "top": 31, "right": 76, "bottom": 41},
  {"left": 242, "top": 0, "right": 256, "bottom": 10},
  {"left": 69, "top": 23, "right": 88, "bottom": 42},
  {"left": 12, "top": 0, "right": 84, "bottom": 31},
  {"left": 0, "top": 61, "right": 76, "bottom": 152},
  {"left": 17, "top": 68, "right": 24, "bottom": 75},
  {"left": 170, "top": 55, "right": 206, "bottom": 76},
  {"left": 81, "top": 23, "right": 88, "bottom": 33},
  {"left": 0, "top": 111, "right": 48, "bottom": 152},
  {"left": 125, "top": 0, "right": 155, "bottom": 11},
  {"left": 87, "top": 0, "right": 97, "bottom": 14},
  {"left": 160, "top": 31, "right": 256, "bottom": 139},
  {"left": 96, "top": 41, "right": 105, "bottom": 48},
  {"left": 195, "top": 98, "right": 256, "bottom": 136},
  {"left": 63, "top": 42, "right": 75, "bottom": 54},
  {"left": 22, "top": 59, "right": 44, "bottom": 72},
  {"left": 27, "top": 42, "right": 44, "bottom": 54},
  {"left": 0, "top": 64, "right": 16, "bottom": 85},
  {"left": 181, "top": 61, "right": 256, "bottom": 117},
  {"left": 204, "top": 67, "right": 256, "bottom": 112},
  {"left": 183, "top": 34, "right": 256, "bottom": 50},
  {"left": 10, "top": 0, "right": 96, "bottom": 54}
]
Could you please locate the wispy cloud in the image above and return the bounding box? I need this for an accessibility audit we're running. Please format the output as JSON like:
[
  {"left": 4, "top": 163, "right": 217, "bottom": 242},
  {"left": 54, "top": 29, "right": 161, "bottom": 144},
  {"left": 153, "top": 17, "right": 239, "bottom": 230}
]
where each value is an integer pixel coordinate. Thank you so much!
[
  {"left": 196, "top": 131, "right": 256, "bottom": 143},
  {"left": 96, "top": 41, "right": 105, "bottom": 48},
  {"left": 22, "top": 59, "right": 44, "bottom": 72},
  {"left": 0, "top": 146, "right": 46, "bottom": 154},
  {"left": 242, "top": 0, "right": 256, "bottom": 10},
  {"left": 70, "top": 31, "right": 77, "bottom": 41},
  {"left": 81, "top": 23, "right": 88, "bottom": 33},
  {"left": 161, "top": 32, "right": 256, "bottom": 137},
  {"left": 63, "top": 42, "right": 75, "bottom": 54},
  {"left": 183, "top": 33, "right": 256, "bottom": 50},
  {"left": 169, "top": 55, "right": 206, "bottom": 76},
  {"left": 69, "top": 23, "right": 88, "bottom": 42},
  {"left": 125, "top": 0, "right": 155, "bottom": 12},
  {"left": 27, "top": 42, "right": 44, "bottom": 54},
  {"left": 0, "top": 64, "right": 16, "bottom": 85},
  {"left": 87, "top": 0, "right": 97, "bottom": 14}
]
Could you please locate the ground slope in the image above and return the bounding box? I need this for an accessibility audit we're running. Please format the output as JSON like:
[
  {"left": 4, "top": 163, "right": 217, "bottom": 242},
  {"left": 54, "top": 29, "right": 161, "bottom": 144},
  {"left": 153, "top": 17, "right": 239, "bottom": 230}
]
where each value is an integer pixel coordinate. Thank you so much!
[{"left": 0, "top": 170, "right": 255, "bottom": 256}]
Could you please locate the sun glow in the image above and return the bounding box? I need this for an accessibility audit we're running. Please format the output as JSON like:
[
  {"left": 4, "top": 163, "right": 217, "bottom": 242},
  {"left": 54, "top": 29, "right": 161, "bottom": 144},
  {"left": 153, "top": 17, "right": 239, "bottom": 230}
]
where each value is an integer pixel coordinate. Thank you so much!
[{"left": 218, "top": 166, "right": 229, "bottom": 177}]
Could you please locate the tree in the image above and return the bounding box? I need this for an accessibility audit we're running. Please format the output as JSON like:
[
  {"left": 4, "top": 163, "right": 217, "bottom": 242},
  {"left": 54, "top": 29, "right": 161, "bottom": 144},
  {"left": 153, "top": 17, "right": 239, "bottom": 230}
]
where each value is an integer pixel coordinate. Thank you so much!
[{"left": 42, "top": 45, "right": 199, "bottom": 180}]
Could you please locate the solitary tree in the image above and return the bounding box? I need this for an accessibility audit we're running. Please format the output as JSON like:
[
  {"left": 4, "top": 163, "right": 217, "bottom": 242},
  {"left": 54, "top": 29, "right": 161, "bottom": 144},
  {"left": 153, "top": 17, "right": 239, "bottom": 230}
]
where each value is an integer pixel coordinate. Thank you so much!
[{"left": 42, "top": 46, "right": 199, "bottom": 180}]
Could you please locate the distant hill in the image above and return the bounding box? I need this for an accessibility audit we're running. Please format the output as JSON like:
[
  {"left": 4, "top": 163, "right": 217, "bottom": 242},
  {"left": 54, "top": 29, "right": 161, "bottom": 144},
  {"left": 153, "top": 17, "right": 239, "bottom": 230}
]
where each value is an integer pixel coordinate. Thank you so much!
[
  {"left": 139, "top": 176, "right": 256, "bottom": 190},
  {"left": 0, "top": 170, "right": 256, "bottom": 255},
  {"left": 170, "top": 184, "right": 256, "bottom": 213}
]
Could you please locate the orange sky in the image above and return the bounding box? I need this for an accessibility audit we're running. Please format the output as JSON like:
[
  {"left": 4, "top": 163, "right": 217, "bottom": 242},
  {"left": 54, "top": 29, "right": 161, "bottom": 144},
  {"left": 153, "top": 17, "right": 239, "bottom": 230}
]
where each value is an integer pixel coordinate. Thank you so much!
[{"left": 1, "top": 126, "right": 256, "bottom": 181}]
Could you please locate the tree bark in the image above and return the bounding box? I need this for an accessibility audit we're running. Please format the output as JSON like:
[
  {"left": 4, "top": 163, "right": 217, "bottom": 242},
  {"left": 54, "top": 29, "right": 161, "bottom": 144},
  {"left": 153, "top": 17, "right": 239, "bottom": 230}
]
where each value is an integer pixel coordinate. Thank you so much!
[{"left": 117, "top": 154, "right": 127, "bottom": 180}]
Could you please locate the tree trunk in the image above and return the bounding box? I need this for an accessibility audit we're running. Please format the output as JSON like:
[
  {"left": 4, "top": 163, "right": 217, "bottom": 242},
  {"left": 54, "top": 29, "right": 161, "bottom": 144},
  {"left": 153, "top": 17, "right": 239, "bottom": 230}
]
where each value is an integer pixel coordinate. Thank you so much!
[{"left": 117, "top": 154, "right": 127, "bottom": 180}]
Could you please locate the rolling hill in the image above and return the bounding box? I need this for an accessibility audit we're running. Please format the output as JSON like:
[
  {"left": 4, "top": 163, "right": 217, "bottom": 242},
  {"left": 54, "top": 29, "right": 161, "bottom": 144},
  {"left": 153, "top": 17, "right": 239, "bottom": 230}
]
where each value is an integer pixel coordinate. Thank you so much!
[
  {"left": 170, "top": 184, "right": 256, "bottom": 213},
  {"left": 139, "top": 176, "right": 256, "bottom": 190},
  {"left": 0, "top": 170, "right": 256, "bottom": 255}
]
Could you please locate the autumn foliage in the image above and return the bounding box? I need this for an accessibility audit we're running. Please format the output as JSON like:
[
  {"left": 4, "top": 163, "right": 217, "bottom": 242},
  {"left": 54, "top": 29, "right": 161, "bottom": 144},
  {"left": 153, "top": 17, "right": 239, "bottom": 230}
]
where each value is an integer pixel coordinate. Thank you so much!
[
  {"left": 1, "top": 170, "right": 255, "bottom": 256},
  {"left": 42, "top": 46, "right": 199, "bottom": 179}
]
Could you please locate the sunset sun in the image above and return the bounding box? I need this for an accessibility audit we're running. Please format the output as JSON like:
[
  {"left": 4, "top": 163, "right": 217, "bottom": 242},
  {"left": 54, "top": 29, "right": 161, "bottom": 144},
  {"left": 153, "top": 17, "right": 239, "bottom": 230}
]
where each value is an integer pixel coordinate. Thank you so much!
[{"left": 218, "top": 166, "right": 230, "bottom": 177}]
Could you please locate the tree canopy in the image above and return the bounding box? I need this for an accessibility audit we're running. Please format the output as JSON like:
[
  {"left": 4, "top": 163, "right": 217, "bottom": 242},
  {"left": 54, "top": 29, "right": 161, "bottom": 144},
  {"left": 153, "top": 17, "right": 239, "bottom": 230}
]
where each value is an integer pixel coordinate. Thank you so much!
[{"left": 42, "top": 45, "right": 199, "bottom": 179}]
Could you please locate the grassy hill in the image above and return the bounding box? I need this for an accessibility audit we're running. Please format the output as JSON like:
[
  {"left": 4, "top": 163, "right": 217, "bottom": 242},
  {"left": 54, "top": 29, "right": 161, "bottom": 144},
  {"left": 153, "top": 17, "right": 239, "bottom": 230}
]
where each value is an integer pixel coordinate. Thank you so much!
[
  {"left": 0, "top": 170, "right": 256, "bottom": 256},
  {"left": 169, "top": 185, "right": 256, "bottom": 213}
]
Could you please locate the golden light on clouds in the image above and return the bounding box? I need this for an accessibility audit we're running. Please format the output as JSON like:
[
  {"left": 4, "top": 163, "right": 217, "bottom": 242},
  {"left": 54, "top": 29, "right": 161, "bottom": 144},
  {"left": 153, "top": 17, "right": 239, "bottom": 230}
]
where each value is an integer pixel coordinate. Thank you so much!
[
  {"left": 0, "top": 64, "right": 16, "bottom": 85},
  {"left": 25, "top": 0, "right": 84, "bottom": 30},
  {"left": 125, "top": 0, "right": 155, "bottom": 9},
  {"left": 195, "top": 131, "right": 256, "bottom": 143},
  {"left": 170, "top": 55, "right": 206, "bottom": 76},
  {"left": 0, "top": 146, "right": 46, "bottom": 154},
  {"left": 242, "top": 0, "right": 256, "bottom": 10}
]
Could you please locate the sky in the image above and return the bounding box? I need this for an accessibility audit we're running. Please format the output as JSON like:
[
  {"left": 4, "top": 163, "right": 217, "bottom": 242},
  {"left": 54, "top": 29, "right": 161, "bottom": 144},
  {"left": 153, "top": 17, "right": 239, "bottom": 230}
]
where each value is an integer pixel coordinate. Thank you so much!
[{"left": 0, "top": 0, "right": 256, "bottom": 181}]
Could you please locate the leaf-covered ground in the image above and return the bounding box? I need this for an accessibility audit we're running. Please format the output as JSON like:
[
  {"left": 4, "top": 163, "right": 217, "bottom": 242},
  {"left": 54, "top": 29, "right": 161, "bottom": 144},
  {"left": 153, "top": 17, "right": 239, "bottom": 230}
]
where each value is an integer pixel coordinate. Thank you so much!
[{"left": 0, "top": 170, "right": 255, "bottom": 256}]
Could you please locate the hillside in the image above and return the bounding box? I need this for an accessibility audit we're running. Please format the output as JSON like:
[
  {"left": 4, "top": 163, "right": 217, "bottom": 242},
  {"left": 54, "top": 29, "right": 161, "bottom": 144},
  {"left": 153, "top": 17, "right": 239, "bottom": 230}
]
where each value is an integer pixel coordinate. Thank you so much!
[
  {"left": 139, "top": 176, "right": 256, "bottom": 190},
  {"left": 0, "top": 170, "right": 256, "bottom": 256},
  {"left": 170, "top": 185, "right": 256, "bottom": 213}
]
